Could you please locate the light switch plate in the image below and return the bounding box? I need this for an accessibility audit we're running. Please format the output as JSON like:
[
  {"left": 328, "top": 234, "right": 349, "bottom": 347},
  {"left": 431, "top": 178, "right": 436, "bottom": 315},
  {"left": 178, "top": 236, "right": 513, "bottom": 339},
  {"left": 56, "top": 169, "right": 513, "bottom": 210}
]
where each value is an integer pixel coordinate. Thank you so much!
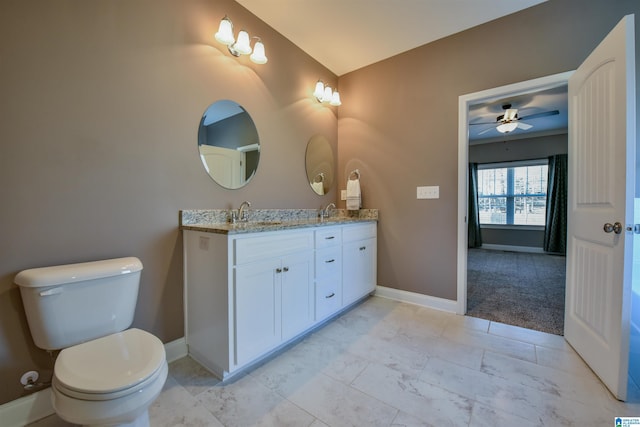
[
  {"left": 417, "top": 186, "right": 439, "bottom": 199},
  {"left": 341, "top": 190, "right": 347, "bottom": 200}
]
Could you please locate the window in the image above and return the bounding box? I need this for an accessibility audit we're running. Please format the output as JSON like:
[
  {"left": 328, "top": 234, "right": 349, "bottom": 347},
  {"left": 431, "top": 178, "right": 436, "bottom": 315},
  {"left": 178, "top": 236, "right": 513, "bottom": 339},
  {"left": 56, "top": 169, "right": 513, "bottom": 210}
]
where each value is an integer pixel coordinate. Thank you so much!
[{"left": 477, "top": 161, "right": 548, "bottom": 226}]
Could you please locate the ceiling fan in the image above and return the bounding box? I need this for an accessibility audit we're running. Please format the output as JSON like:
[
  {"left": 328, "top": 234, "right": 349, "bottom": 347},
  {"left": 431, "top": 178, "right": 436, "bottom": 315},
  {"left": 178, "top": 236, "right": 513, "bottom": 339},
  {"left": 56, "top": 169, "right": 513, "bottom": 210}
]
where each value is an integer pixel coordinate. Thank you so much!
[{"left": 470, "top": 103, "right": 560, "bottom": 135}]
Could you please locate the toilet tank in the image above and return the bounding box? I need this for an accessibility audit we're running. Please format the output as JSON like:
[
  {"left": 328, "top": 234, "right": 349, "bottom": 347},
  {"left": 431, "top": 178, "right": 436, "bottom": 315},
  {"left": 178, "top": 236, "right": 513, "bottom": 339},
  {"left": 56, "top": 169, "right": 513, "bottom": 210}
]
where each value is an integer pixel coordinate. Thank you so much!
[{"left": 14, "top": 257, "right": 143, "bottom": 350}]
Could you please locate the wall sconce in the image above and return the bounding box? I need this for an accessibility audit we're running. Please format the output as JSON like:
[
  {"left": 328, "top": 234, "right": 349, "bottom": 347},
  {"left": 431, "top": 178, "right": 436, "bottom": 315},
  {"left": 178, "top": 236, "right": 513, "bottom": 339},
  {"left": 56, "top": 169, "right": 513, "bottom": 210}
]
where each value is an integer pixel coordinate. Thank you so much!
[
  {"left": 214, "top": 15, "right": 268, "bottom": 64},
  {"left": 313, "top": 80, "right": 341, "bottom": 106}
]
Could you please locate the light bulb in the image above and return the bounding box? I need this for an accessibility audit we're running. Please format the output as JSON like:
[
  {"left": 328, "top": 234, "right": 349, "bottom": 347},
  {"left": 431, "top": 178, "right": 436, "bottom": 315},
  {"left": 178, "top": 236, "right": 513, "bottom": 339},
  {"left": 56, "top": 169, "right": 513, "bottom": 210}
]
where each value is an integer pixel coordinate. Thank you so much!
[
  {"left": 323, "top": 86, "right": 333, "bottom": 103},
  {"left": 314, "top": 81, "right": 325, "bottom": 100},
  {"left": 214, "top": 17, "right": 235, "bottom": 45},
  {"left": 250, "top": 40, "right": 268, "bottom": 64},
  {"left": 330, "top": 91, "right": 342, "bottom": 106},
  {"left": 233, "top": 30, "right": 252, "bottom": 55}
]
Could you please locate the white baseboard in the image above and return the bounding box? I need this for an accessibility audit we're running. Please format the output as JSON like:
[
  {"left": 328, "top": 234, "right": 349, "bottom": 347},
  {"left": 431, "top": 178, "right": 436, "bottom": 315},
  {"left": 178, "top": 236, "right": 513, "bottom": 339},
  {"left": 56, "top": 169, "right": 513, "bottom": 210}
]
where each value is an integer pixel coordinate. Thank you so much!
[
  {"left": 164, "top": 336, "right": 188, "bottom": 363},
  {"left": 375, "top": 286, "right": 458, "bottom": 313},
  {"left": 480, "top": 244, "right": 545, "bottom": 253},
  {"left": 0, "top": 336, "right": 188, "bottom": 427},
  {"left": 0, "top": 388, "right": 53, "bottom": 427}
]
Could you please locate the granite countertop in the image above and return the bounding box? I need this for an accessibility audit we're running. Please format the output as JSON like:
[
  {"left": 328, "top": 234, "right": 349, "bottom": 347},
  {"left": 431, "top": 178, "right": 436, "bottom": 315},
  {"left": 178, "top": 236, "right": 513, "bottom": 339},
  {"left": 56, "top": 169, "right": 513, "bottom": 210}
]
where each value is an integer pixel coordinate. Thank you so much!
[{"left": 180, "top": 208, "right": 378, "bottom": 235}]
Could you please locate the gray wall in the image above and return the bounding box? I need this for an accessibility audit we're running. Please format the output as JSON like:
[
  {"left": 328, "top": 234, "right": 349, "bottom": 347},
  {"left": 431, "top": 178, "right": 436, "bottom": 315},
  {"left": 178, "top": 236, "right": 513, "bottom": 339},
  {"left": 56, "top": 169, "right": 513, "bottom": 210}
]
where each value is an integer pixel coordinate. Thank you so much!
[
  {"left": 470, "top": 133, "right": 568, "bottom": 249},
  {"left": 337, "top": 0, "right": 640, "bottom": 299},
  {"left": 0, "top": 0, "right": 338, "bottom": 405}
]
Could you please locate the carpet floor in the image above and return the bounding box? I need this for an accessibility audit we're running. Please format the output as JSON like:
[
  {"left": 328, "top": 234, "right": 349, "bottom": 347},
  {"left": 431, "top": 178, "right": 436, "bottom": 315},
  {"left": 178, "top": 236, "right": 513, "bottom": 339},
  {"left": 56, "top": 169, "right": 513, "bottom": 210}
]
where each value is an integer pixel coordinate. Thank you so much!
[{"left": 466, "top": 248, "right": 566, "bottom": 335}]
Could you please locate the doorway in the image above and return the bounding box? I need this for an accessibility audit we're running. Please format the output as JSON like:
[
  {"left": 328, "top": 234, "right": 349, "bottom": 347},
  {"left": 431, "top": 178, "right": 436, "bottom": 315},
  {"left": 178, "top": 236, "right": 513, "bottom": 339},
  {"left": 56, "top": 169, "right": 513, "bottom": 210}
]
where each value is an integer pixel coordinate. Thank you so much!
[
  {"left": 463, "top": 84, "right": 569, "bottom": 334},
  {"left": 456, "top": 71, "right": 573, "bottom": 316},
  {"left": 457, "top": 15, "right": 637, "bottom": 401}
]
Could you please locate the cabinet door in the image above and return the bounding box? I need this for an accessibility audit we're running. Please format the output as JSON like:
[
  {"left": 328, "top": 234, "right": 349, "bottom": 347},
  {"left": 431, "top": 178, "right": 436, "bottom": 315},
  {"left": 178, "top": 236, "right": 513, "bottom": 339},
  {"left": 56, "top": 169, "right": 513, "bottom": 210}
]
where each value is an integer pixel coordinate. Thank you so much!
[
  {"left": 342, "top": 237, "right": 377, "bottom": 306},
  {"left": 234, "top": 258, "right": 281, "bottom": 367},
  {"left": 281, "top": 251, "right": 314, "bottom": 340}
]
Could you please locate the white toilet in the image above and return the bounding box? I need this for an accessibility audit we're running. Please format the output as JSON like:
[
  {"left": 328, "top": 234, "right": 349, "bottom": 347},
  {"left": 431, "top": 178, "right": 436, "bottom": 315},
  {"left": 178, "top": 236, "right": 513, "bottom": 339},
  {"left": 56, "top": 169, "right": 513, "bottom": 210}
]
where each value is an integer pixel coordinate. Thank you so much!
[{"left": 15, "top": 257, "right": 168, "bottom": 427}]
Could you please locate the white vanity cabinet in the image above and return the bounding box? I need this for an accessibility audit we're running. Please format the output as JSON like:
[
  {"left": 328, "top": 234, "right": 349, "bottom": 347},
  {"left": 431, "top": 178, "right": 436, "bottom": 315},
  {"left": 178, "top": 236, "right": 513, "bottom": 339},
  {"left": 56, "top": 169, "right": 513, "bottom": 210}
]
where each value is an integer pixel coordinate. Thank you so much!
[
  {"left": 183, "top": 220, "right": 376, "bottom": 380},
  {"left": 233, "top": 230, "right": 315, "bottom": 368},
  {"left": 342, "top": 222, "right": 377, "bottom": 306},
  {"left": 184, "top": 228, "right": 313, "bottom": 378}
]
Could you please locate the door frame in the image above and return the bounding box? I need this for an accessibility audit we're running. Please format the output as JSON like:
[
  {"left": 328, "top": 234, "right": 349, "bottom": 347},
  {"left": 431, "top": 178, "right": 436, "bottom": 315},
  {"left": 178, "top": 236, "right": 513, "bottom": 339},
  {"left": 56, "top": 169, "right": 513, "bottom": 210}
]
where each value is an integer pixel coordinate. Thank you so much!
[{"left": 456, "top": 71, "right": 574, "bottom": 315}]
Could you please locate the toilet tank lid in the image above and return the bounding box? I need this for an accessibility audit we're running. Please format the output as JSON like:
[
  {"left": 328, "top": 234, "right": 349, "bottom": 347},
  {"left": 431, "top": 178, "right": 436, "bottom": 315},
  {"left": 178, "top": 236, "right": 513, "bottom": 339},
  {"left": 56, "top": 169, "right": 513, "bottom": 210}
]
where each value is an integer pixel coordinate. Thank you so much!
[{"left": 14, "top": 257, "right": 143, "bottom": 288}]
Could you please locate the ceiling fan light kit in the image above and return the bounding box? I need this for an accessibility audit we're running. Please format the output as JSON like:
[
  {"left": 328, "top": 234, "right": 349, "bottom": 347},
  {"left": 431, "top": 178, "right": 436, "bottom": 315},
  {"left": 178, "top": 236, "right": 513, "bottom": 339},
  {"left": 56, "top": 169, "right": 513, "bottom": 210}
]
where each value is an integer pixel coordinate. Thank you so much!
[{"left": 496, "top": 122, "right": 518, "bottom": 133}]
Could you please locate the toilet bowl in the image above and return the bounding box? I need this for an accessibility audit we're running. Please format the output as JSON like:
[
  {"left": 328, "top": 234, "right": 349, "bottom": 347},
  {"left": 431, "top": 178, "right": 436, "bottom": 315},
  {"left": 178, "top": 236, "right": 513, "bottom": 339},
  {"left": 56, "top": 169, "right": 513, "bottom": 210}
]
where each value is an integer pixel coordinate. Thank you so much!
[
  {"left": 14, "top": 257, "right": 168, "bottom": 427},
  {"left": 51, "top": 328, "right": 168, "bottom": 427}
]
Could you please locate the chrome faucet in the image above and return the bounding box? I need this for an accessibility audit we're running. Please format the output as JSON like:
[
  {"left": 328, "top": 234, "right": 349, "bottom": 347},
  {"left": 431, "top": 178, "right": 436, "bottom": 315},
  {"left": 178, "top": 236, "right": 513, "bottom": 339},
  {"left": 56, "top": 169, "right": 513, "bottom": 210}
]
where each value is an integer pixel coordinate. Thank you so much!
[
  {"left": 238, "top": 201, "right": 251, "bottom": 222},
  {"left": 320, "top": 202, "right": 336, "bottom": 220}
]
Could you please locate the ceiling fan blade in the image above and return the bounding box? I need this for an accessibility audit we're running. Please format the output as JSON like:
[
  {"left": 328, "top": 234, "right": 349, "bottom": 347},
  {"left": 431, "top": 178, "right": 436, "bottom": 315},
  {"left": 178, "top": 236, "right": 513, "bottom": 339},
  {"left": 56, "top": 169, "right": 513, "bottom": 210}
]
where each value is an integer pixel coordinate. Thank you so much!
[
  {"left": 477, "top": 126, "right": 495, "bottom": 135},
  {"left": 469, "top": 121, "right": 499, "bottom": 126},
  {"left": 516, "top": 121, "right": 533, "bottom": 130},
  {"left": 519, "top": 110, "right": 559, "bottom": 121}
]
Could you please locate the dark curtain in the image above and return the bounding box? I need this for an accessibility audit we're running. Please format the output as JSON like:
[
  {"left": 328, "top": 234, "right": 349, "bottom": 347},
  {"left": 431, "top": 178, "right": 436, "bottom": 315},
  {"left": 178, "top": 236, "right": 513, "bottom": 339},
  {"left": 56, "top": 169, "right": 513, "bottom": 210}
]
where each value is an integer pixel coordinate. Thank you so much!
[
  {"left": 468, "top": 163, "right": 482, "bottom": 248},
  {"left": 544, "top": 154, "right": 568, "bottom": 254}
]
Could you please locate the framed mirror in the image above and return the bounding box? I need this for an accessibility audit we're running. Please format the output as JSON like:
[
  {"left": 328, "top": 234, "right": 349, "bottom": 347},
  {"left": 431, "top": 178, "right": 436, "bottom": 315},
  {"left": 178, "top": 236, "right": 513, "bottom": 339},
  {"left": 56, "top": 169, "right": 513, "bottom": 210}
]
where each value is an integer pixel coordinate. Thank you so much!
[
  {"left": 305, "top": 135, "right": 334, "bottom": 195},
  {"left": 197, "top": 100, "right": 260, "bottom": 189}
]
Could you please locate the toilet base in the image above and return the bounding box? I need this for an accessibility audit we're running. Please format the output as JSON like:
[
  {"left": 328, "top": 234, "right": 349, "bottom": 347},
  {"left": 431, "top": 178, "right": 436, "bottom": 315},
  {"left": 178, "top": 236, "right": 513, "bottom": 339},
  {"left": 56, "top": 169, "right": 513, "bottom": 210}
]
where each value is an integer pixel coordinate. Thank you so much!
[
  {"left": 52, "top": 361, "right": 167, "bottom": 427},
  {"left": 81, "top": 411, "right": 149, "bottom": 427},
  {"left": 117, "top": 411, "right": 149, "bottom": 427}
]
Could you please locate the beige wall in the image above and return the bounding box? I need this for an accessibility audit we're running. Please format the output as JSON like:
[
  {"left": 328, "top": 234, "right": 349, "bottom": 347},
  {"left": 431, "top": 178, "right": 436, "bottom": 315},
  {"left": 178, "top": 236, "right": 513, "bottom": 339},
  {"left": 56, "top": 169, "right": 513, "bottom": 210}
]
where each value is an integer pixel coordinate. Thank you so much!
[
  {"left": 337, "top": 0, "right": 640, "bottom": 299},
  {"left": 0, "top": 0, "right": 337, "bottom": 404}
]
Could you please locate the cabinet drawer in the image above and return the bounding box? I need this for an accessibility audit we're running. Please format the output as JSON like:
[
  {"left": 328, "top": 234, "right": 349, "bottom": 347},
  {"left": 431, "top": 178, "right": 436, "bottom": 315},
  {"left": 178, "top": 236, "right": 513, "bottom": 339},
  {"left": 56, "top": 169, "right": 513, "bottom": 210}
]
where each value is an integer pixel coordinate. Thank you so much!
[
  {"left": 234, "top": 231, "right": 313, "bottom": 265},
  {"left": 315, "top": 227, "right": 342, "bottom": 248},
  {"left": 342, "top": 222, "right": 376, "bottom": 243},
  {"left": 315, "top": 246, "right": 342, "bottom": 278},
  {"left": 316, "top": 278, "right": 341, "bottom": 320}
]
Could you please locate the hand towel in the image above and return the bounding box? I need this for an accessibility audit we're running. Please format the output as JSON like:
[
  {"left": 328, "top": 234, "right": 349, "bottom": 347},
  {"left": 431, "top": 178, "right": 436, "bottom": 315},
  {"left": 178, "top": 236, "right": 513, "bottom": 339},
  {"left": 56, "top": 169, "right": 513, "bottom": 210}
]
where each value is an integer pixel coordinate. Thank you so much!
[
  {"left": 346, "top": 178, "right": 361, "bottom": 210},
  {"left": 311, "top": 180, "right": 325, "bottom": 195}
]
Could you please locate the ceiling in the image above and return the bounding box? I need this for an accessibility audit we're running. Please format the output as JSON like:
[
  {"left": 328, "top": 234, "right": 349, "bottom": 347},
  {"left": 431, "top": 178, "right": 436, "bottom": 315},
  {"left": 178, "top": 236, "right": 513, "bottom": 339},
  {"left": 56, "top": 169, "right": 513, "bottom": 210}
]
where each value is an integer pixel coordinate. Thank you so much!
[
  {"left": 468, "top": 85, "right": 568, "bottom": 143},
  {"left": 235, "top": 0, "right": 566, "bottom": 141},
  {"left": 236, "top": 0, "right": 547, "bottom": 76}
]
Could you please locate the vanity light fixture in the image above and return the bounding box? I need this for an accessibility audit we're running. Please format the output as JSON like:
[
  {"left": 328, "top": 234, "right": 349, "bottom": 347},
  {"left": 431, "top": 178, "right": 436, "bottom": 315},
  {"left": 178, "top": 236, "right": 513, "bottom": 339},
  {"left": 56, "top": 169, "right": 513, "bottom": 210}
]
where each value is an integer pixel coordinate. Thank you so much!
[
  {"left": 214, "top": 15, "right": 268, "bottom": 64},
  {"left": 313, "top": 80, "right": 341, "bottom": 106}
]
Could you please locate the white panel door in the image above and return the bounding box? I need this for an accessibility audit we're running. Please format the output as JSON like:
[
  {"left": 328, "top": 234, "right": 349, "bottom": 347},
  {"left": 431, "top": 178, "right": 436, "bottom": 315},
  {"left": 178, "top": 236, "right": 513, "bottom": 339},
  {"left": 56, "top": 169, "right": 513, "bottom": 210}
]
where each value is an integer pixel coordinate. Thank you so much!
[
  {"left": 200, "top": 144, "right": 245, "bottom": 188},
  {"left": 281, "top": 251, "right": 314, "bottom": 341},
  {"left": 565, "top": 15, "right": 636, "bottom": 401},
  {"left": 234, "top": 258, "right": 281, "bottom": 367},
  {"left": 342, "top": 238, "right": 376, "bottom": 306}
]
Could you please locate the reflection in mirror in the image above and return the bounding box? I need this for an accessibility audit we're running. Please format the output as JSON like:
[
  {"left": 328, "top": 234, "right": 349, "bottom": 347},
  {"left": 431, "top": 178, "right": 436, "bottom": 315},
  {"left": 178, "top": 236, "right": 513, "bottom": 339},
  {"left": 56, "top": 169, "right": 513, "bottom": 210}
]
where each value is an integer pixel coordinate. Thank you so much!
[
  {"left": 198, "top": 100, "right": 260, "bottom": 189},
  {"left": 305, "top": 135, "right": 334, "bottom": 195}
]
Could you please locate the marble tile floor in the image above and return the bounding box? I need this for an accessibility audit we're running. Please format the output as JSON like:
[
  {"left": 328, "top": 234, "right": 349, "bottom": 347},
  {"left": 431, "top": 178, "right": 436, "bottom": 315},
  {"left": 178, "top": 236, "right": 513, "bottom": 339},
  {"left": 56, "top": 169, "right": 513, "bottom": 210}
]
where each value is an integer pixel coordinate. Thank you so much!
[{"left": 30, "top": 296, "right": 640, "bottom": 427}]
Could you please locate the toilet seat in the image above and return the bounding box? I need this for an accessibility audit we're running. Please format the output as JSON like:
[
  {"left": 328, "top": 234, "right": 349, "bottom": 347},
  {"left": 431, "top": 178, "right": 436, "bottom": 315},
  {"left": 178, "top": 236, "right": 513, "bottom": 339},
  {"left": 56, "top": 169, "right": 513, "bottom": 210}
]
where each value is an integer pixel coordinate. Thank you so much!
[{"left": 54, "top": 328, "right": 165, "bottom": 401}]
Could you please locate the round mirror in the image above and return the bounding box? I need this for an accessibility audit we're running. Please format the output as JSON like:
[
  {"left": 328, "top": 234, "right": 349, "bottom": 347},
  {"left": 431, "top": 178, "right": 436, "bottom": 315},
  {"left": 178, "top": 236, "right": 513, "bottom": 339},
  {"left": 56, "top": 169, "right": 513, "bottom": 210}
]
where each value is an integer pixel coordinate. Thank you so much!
[
  {"left": 305, "top": 135, "right": 334, "bottom": 195},
  {"left": 197, "top": 100, "right": 260, "bottom": 189}
]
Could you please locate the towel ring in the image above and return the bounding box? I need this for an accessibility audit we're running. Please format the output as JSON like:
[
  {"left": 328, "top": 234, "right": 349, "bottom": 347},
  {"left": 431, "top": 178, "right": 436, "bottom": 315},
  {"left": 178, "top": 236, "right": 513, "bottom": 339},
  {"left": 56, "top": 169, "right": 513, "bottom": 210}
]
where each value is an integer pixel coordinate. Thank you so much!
[{"left": 349, "top": 169, "right": 360, "bottom": 180}]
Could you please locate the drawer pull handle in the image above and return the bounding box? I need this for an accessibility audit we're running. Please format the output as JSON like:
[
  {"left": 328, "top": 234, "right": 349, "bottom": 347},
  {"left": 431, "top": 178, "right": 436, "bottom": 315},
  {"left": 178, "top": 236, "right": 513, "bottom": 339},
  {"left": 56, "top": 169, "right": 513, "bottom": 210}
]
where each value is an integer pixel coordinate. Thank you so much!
[
  {"left": 325, "top": 259, "right": 335, "bottom": 263},
  {"left": 359, "top": 246, "right": 366, "bottom": 251},
  {"left": 276, "top": 268, "right": 282, "bottom": 273},
  {"left": 326, "top": 293, "right": 335, "bottom": 299},
  {"left": 283, "top": 266, "right": 289, "bottom": 272},
  {"left": 325, "top": 236, "right": 335, "bottom": 240}
]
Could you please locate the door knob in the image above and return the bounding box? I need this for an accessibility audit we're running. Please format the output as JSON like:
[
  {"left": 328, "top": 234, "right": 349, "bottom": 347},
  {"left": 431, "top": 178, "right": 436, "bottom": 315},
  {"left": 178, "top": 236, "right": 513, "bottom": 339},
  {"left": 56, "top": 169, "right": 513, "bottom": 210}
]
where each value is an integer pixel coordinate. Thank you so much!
[{"left": 603, "top": 222, "right": 623, "bottom": 234}]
